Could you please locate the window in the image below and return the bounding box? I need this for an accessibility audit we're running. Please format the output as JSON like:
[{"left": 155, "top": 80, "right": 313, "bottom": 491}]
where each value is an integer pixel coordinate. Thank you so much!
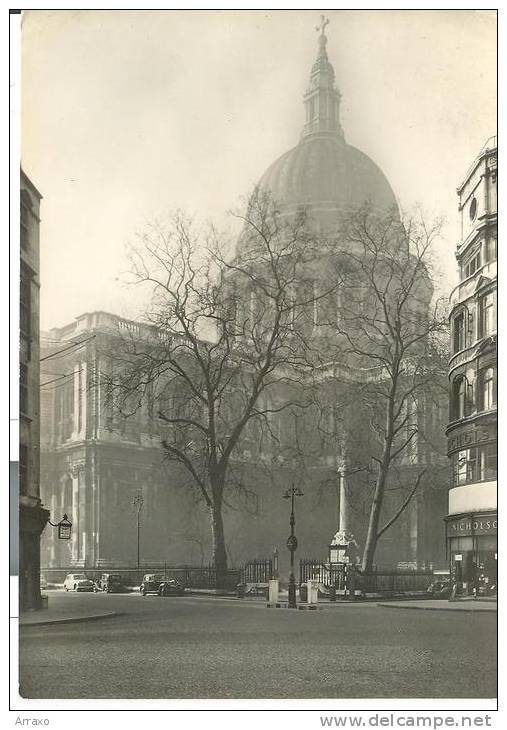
[
  {"left": 453, "top": 450, "right": 467, "bottom": 486},
  {"left": 453, "top": 312, "right": 465, "bottom": 352},
  {"left": 20, "top": 264, "right": 32, "bottom": 361},
  {"left": 482, "top": 443, "right": 497, "bottom": 481},
  {"left": 469, "top": 197, "right": 477, "bottom": 221},
  {"left": 452, "top": 376, "right": 472, "bottom": 420},
  {"left": 20, "top": 364, "right": 28, "bottom": 416},
  {"left": 283, "top": 282, "right": 297, "bottom": 330},
  {"left": 452, "top": 447, "right": 478, "bottom": 486},
  {"left": 463, "top": 249, "right": 481, "bottom": 279},
  {"left": 317, "top": 287, "right": 341, "bottom": 327},
  {"left": 404, "top": 397, "right": 418, "bottom": 460},
  {"left": 452, "top": 444, "right": 497, "bottom": 487},
  {"left": 20, "top": 264, "right": 31, "bottom": 337},
  {"left": 147, "top": 382, "right": 154, "bottom": 419},
  {"left": 484, "top": 237, "right": 497, "bottom": 263},
  {"left": 20, "top": 191, "right": 32, "bottom": 250},
  {"left": 480, "top": 292, "right": 495, "bottom": 337},
  {"left": 297, "top": 279, "right": 316, "bottom": 337},
  {"left": 480, "top": 367, "right": 496, "bottom": 411}
]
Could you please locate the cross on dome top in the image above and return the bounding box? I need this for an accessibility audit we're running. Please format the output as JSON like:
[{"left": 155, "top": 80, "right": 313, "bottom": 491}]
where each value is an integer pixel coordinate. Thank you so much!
[
  {"left": 316, "top": 15, "right": 330, "bottom": 57},
  {"left": 316, "top": 15, "right": 330, "bottom": 38}
]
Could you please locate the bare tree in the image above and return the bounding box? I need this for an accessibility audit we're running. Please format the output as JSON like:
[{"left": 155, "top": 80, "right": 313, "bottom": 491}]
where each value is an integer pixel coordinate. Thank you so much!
[
  {"left": 317, "top": 204, "right": 448, "bottom": 572},
  {"left": 100, "top": 191, "right": 327, "bottom": 582}
]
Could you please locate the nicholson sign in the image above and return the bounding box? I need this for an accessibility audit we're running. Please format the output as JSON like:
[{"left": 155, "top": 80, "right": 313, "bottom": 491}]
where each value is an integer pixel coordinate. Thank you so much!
[{"left": 446, "top": 514, "right": 497, "bottom": 537}]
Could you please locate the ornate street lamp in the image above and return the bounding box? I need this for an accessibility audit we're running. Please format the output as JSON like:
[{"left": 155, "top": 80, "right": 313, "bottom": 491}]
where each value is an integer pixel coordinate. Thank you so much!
[{"left": 283, "top": 484, "right": 304, "bottom": 609}]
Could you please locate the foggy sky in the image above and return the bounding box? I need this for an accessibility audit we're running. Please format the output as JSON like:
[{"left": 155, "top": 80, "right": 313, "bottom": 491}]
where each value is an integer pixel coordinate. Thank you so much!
[{"left": 21, "top": 9, "right": 497, "bottom": 330}]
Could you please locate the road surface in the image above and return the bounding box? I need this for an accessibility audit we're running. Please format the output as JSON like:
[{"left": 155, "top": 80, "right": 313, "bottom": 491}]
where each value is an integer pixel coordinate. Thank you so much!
[{"left": 18, "top": 591, "right": 497, "bottom": 699}]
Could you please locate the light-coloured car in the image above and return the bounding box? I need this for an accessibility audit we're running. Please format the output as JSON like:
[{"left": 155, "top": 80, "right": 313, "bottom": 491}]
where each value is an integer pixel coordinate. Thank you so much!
[{"left": 63, "top": 573, "right": 94, "bottom": 592}]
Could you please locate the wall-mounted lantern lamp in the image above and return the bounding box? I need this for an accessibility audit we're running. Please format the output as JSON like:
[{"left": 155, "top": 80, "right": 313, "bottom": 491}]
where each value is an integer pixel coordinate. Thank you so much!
[{"left": 48, "top": 513, "right": 72, "bottom": 540}]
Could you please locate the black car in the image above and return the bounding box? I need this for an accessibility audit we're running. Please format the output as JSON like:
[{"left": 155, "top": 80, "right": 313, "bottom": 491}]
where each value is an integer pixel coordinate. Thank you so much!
[
  {"left": 140, "top": 574, "right": 166, "bottom": 596},
  {"left": 158, "top": 579, "right": 185, "bottom": 597},
  {"left": 94, "top": 573, "right": 126, "bottom": 593}
]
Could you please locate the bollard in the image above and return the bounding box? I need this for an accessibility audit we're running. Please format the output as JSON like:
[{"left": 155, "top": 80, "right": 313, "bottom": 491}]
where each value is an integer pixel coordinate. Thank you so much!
[
  {"left": 268, "top": 579, "right": 279, "bottom": 604},
  {"left": 236, "top": 583, "right": 246, "bottom": 599},
  {"left": 329, "top": 584, "right": 337, "bottom": 602},
  {"left": 307, "top": 579, "right": 319, "bottom": 604},
  {"left": 299, "top": 583, "right": 308, "bottom": 602}
]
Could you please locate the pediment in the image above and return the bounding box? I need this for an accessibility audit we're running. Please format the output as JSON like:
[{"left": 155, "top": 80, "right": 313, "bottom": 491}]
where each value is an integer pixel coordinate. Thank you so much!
[{"left": 474, "top": 274, "right": 492, "bottom": 292}]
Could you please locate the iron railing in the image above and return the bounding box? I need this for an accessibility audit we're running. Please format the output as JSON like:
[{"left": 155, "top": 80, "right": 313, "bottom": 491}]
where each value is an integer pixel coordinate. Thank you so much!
[
  {"left": 299, "top": 559, "right": 436, "bottom": 594},
  {"left": 241, "top": 559, "right": 273, "bottom": 584}
]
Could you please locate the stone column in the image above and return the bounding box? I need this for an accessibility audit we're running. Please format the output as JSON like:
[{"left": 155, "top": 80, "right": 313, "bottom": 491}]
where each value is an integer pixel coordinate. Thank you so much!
[
  {"left": 409, "top": 496, "right": 419, "bottom": 566},
  {"left": 338, "top": 471, "right": 349, "bottom": 534},
  {"left": 72, "top": 365, "right": 81, "bottom": 437},
  {"left": 91, "top": 450, "right": 99, "bottom": 568},
  {"left": 49, "top": 493, "right": 57, "bottom": 567},
  {"left": 60, "top": 474, "right": 72, "bottom": 566},
  {"left": 80, "top": 360, "right": 87, "bottom": 438},
  {"left": 69, "top": 464, "right": 84, "bottom": 565}
]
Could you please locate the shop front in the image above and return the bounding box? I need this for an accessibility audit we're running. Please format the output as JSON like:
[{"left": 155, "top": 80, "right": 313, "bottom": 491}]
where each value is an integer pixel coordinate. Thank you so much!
[{"left": 445, "top": 512, "right": 497, "bottom": 597}]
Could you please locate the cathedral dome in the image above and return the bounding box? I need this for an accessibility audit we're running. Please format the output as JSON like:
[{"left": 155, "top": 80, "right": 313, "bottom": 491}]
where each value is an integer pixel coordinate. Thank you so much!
[
  {"left": 257, "top": 134, "right": 398, "bottom": 217},
  {"left": 241, "top": 17, "right": 399, "bottom": 247}
]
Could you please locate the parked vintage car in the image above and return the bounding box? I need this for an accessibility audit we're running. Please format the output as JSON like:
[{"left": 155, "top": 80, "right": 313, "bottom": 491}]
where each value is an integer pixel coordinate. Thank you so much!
[
  {"left": 158, "top": 579, "right": 185, "bottom": 597},
  {"left": 63, "top": 573, "right": 95, "bottom": 592},
  {"left": 139, "top": 574, "right": 166, "bottom": 596},
  {"left": 94, "top": 573, "right": 126, "bottom": 593},
  {"left": 426, "top": 579, "right": 451, "bottom": 598}
]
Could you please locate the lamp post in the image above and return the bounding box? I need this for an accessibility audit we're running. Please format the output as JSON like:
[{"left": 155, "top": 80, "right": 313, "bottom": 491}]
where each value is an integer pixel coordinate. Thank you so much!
[
  {"left": 132, "top": 495, "right": 144, "bottom": 579},
  {"left": 283, "top": 484, "right": 304, "bottom": 609}
]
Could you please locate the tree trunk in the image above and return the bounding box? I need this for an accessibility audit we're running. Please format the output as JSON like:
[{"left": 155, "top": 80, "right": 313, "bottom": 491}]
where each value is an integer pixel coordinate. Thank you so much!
[
  {"left": 362, "top": 381, "right": 396, "bottom": 573},
  {"left": 361, "top": 468, "right": 386, "bottom": 573},
  {"left": 210, "top": 501, "right": 228, "bottom": 588}
]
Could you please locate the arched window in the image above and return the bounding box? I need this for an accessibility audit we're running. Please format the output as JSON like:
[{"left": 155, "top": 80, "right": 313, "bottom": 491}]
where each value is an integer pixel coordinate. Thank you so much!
[{"left": 480, "top": 367, "right": 496, "bottom": 411}]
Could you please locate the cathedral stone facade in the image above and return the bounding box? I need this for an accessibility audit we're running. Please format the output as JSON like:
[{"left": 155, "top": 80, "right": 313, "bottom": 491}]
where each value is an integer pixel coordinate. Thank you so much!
[{"left": 40, "top": 26, "right": 449, "bottom": 573}]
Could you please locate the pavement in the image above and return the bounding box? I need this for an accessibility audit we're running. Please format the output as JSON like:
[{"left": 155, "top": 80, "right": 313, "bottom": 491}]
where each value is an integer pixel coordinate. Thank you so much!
[
  {"left": 18, "top": 591, "right": 496, "bottom": 625},
  {"left": 19, "top": 600, "right": 118, "bottom": 626},
  {"left": 18, "top": 590, "right": 497, "bottom": 699},
  {"left": 377, "top": 598, "right": 497, "bottom": 612}
]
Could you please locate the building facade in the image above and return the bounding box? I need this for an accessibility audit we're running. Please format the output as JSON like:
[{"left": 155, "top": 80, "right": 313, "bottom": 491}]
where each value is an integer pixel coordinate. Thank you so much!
[
  {"left": 20, "top": 169, "right": 49, "bottom": 610},
  {"left": 40, "top": 310, "right": 449, "bottom": 573},
  {"left": 40, "top": 26, "right": 450, "bottom": 574},
  {"left": 445, "top": 137, "right": 497, "bottom": 596}
]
